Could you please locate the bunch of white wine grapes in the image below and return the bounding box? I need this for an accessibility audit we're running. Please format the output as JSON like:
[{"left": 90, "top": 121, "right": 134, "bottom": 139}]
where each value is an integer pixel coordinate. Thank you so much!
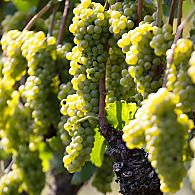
[
  {"left": 15, "top": 147, "right": 45, "bottom": 195},
  {"left": 107, "top": 0, "right": 156, "bottom": 37},
  {"left": 1, "top": 30, "right": 27, "bottom": 86},
  {"left": 1, "top": 11, "right": 46, "bottom": 33},
  {"left": 188, "top": 50, "right": 195, "bottom": 84},
  {"left": 92, "top": 155, "right": 114, "bottom": 193},
  {"left": 106, "top": 38, "right": 136, "bottom": 104},
  {"left": 166, "top": 39, "right": 195, "bottom": 112},
  {"left": 188, "top": 137, "right": 195, "bottom": 191},
  {"left": 0, "top": 91, "right": 33, "bottom": 153},
  {"left": 0, "top": 169, "right": 22, "bottom": 195},
  {"left": 18, "top": 31, "right": 61, "bottom": 134},
  {"left": 62, "top": 0, "right": 110, "bottom": 173},
  {"left": 122, "top": 88, "right": 194, "bottom": 193},
  {"left": 118, "top": 23, "right": 165, "bottom": 98}
]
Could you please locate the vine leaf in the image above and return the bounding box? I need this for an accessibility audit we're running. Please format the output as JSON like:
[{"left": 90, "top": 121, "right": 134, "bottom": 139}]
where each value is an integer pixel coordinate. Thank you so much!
[
  {"left": 38, "top": 142, "right": 53, "bottom": 172},
  {"left": 90, "top": 128, "right": 106, "bottom": 167},
  {"left": 12, "top": 0, "right": 39, "bottom": 13},
  {"left": 71, "top": 162, "right": 97, "bottom": 185},
  {"left": 106, "top": 101, "right": 137, "bottom": 130}
]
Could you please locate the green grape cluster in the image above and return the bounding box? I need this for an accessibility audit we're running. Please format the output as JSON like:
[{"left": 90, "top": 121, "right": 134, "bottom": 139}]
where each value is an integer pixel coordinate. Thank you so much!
[
  {"left": 0, "top": 88, "right": 34, "bottom": 153},
  {"left": 123, "top": 88, "right": 194, "bottom": 193},
  {"left": 56, "top": 43, "right": 73, "bottom": 83},
  {"left": 1, "top": 30, "right": 27, "bottom": 86},
  {"left": 1, "top": 11, "right": 46, "bottom": 33},
  {"left": 58, "top": 115, "right": 71, "bottom": 146},
  {"left": 92, "top": 155, "right": 114, "bottom": 193},
  {"left": 17, "top": 31, "right": 61, "bottom": 134},
  {"left": 58, "top": 81, "right": 75, "bottom": 101},
  {"left": 188, "top": 137, "right": 195, "bottom": 191},
  {"left": 166, "top": 39, "right": 195, "bottom": 112},
  {"left": 150, "top": 24, "right": 173, "bottom": 56},
  {"left": 0, "top": 169, "right": 22, "bottom": 195},
  {"left": 0, "top": 79, "right": 13, "bottom": 119},
  {"left": 107, "top": 0, "right": 156, "bottom": 36},
  {"left": 188, "top": 50, "right": 195, "bottom": 84},
  {"left": 61, "top": 0, "right": 109, "bottom": 172},
  {"left": 106, "top": 38, "right": 136, "bottom": 104},
  {"left": 1, "top": 12, "right": 27, "bottom": 32},
  {"left": 15, "top": 148, "right": 45, "bottom": 195},
  {"left": 118, "top": 23, "right": 165, "bottom": 98}
]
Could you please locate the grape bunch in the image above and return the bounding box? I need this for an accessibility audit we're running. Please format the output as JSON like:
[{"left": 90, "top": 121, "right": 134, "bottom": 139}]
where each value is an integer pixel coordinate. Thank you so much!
[
  {"left": 1, "top": 12, "right": 27, "bottom": 32},
  {"left": 18, "top": 31, "right": 61, "bottom": 134},
  {"left": 188, "top": 50, "right": 195, "bottom": 84},
  {"left": 92, "top": 155, "right": 114, "bottom": 193},
  {"left": 188, "top": 137, "right": 195, "bottom": 191},
  {"left": 123, "top": 88, "right": 194, "bottom": 193},
  {"left": 118, "top": 23, "right": 165, "bottom": 98},
  {"left": 1, "top": 91, "right": 26, "bottom": 152},
  {"left": 150, "top": 24, "right": 173, "bottom": 56},
  {"left": 166, "top": 39, "right": 195, "bottom": 112},
  {"left": 62, "top": 0, "right": 110, "bottom": 172},
  {"left": 107, "top": 0, "right": 156, "bottom": 37},
  {"left": 58, "top": 81, "right": 75, "bottom": 101},
  {"left": 0, "top": 169, "right": 22, "bottom": 195},
  {"left": 58, "top": 115, "right": 71, "bottom": 147},
  {"left": 15, "top": 147, "right": 46, "bottom": 195},
  {"left": 106, "top": 38, "right": 136, "bottom": 104},
  {"left": 1, "top": 11, "right": 46, "bottom": 33},
  {"left": 1, "top": 30, "right": 27, "bottom": 86}
]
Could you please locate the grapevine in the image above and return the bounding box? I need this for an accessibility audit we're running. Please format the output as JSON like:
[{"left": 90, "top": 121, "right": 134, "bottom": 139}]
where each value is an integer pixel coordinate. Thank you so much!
[{"left": 0, "top": 0, "right": 195, "bottom": 195}]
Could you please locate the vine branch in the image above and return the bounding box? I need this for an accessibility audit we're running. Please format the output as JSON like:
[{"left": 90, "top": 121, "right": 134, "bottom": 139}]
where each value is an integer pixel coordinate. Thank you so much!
[
  {"left": 98, "top": 46, "right": 109, "bottom": 136},
  {"left": 168, "top": 0, "right": 178, "bottom": 26},
  {"left": 24, "top": 1, "right": 52, "bottom": 31},
  {"left": 177, "top": 0, "right": 183, "bottom": 30},
  {"left": 57, "top": 0, "right": 70, "bottom": 45},
  {"left": 156, "top": 0, "right": 162, "bottom": 27},
  {"left": 137, "top": 0, "right": 143, "bottom": 25},
  {"left": 48, "top": 3, "right": 59, "bottom": 37},
  {"left": 163, "top": 10, "right": 195, "bottom": 87}
]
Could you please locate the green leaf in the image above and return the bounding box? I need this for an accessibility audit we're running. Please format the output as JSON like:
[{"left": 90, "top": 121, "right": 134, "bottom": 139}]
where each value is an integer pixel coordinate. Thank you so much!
[
  {"left": 12, "top": 0, "right": 39, "bottom": 13},
  {"left": 90, "top": 128, "right": 106, "bottom": 167},
  {"left": 38, "top": 142, "right": 53, "bottom": 172},
  {"left": 71, "top": 162, "right": 97, "bottom": 185},
  {"left": 106, "top": 101, "right": 137, "bottom": 130},
  {"left": 122, "top": 101, "right": 137, "bottom": 126}
]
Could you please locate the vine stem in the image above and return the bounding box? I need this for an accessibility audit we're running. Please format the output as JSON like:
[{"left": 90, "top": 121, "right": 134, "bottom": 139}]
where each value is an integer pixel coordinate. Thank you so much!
[
  {"left": 57, "top": 0, "right": 70, "bottom": 45},
  {"left": 104, "top": 0, "right": 108, "bottom": 9},
  {"left": 98, "top": 46, "right": 109, "bottom": 136},
  {"left": 47, "top": 3, "right": 59, "bottom": 37},
  {"left": 24, "top": 1, "right": 52, "bottom": 31},
  {"left": 168, "top": 0, "right": 178, "bottom": 26},
  {"left": 156, "top": 0, "right": 162, "bottom": 27},
  {"left": 163, "top": 10, "right": 195, "bottom": 88},
  {"left": 137, "top": 0, "right": 143, "bottom": 25},
  {"left": 177, "top": 0, "right": 183, "bottom": 29},
  {"left": 0, "top": 156, "right": 17, "bottom": 176}
]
